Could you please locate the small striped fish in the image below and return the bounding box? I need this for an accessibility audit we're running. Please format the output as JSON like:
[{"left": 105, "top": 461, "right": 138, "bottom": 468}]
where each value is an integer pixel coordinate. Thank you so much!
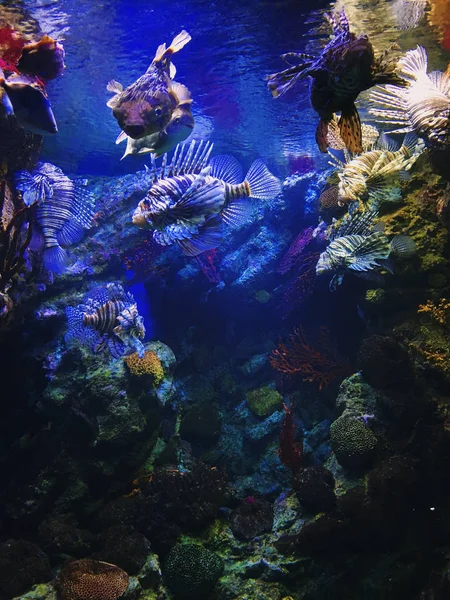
[
  {"left": 65, "top": 283, "right": 145, "bottom": 358},
  {"left": 369, "top": 46, "right": 450, "bottom": 150},
  {"left": 132, "top": 140, "right": 281, "bottom": 256},
  {"left": 316, "top": 229, "right": 416, "bottom": 291},
  {"left": 15, "top": 162, "right": 95, "bottom": 274}
]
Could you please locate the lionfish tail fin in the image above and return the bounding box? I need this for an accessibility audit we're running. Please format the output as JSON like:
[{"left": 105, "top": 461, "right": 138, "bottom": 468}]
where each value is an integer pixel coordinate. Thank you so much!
[
  {"left": 44, "top": 245, "right": 68, "bottom": 274},
  {"left": 339, "top": 104, "right": 363, "bottom": 153},
  {"left": 245, "top": 160, "right": 281, "bottom": 200}
]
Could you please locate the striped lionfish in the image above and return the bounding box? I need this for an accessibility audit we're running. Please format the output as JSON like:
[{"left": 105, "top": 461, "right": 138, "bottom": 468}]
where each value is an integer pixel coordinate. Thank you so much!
[
  {"left": 15, "top": 162, "right": 95, "bottom": 273},
  {"left": 267, "top": 8, "right": 406, "bottom": 153},
  {"left": 328, "top": 132, "right": 423, "bottom": 209},
  {"left": 132, "top": 140, "right": 282, "bottom": 256},
  {"left": 65, "top": 283, "right": 145, "bottom": 358},
  {"left": 316, "top": 207, "right": 416, "bottom": 290},
  {"left": 107, "top": 30, "right": 193, "bottom": 140},
  {"left": 368, "top": 45, "right": 450, "bottom": 150}
]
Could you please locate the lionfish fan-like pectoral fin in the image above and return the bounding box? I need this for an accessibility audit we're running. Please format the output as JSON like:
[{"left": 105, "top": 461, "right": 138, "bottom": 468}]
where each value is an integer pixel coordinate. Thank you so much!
[
  {"left": 30, "top": 227, "right": 45, "bottom": 252},
  {"left": 346, "top": 232, "right": 391, "bottom": 272},
  {"left": 167, "top": 30, "right": 192, "bottom": 55},
  {"left": 57, "top": 219, "right": 86, "bottom": 247},
  {"left": 43, "top": 245, "right": 68, "bottom": 274},
  {"left": 377, "top": 132, "right": 401, "bottom": 152},
  {"left": 339, "top": 104, "right": 362, "bottom": 153},
  {"left": 106, "top": 336, "right": 126, "bottom": 359},
  {"left": 329, "top": 273, "right": 344, "bottom": 291},
  {"left": 389, "top": 235, "right": 416, "bottom": 257},
  {"left": 316, "top": 118, "right": 331, "bottom": 153},
  {"left": 281, "top": 52, "right": 316, "bottom": 67},
  {"left": 174, "top": 172, "right": 225, "bottom": 217},
  {"left": 399, "top": 45, "right": 428, "bottom": 80},
  {"left": 267, "top": 61, "right": 313, "bottom": 97},
  {"left": 401, "top": 131, "right": 420, "bottom": 154},
  {"left": 221, "top": 198, "right": 254, "bottom": 229},
  {"left": 209, "top": 155, "right": 243, "bottom": 184},
  {"left": 0, "top": 87, "right": 13, "bottom": 116},
  {"left": 428, "top": 70, "right": 450, "bottom": 95},
  {"left": 245, "top": 160, "right": 281, "bottom": 200},
  {"left": 176, "top": 216, "right": 223, "bottom": 256}
]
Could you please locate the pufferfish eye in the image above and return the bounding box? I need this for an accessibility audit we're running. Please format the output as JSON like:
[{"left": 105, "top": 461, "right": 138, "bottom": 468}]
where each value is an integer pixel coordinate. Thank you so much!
[{"left": 154, "top": 106, "right": 162, "bottom": 117}]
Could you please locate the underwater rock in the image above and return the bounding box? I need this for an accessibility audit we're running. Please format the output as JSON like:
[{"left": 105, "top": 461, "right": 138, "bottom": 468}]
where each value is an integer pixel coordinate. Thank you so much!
[
  {"left": 179, "top": 401, "right": 222, "bottom": 442},
  {"left": 55, "top": 558, "right": 129, "bottom": 600},
  {"left": 37, "top": 516, "right": 94, "bottom": 558},
  {"left": 0, "top": 539, "right": 52, "bottom": 598},
  {"left": 330, "top": 413, "right": 378, "bottom": 469},
  {"left": 146, "top": 340, "right": 176, "bottom": 406},
  {"left": 335, "top": 372, "right": 385, "bottom": 416},
  {"left": 163, "top": 543, "right": 224, "bottom": 599},
  {"left": 229, "top": 498, "right": 274, "bottom": 540},
  {"left": 12, "top": 583, "right": 57, "bottom": 600},
  {"left": 96, "top": 525, "right": 152, "bottom": 575},
  {"left": 357, "top": 334, "right": 413, "bottom": 391},
  {"left": 293, "top": 465, "right": 336, "bottom": 513},
  {"left": 246, "top": 385, "right": 283, "bottom": 417}
]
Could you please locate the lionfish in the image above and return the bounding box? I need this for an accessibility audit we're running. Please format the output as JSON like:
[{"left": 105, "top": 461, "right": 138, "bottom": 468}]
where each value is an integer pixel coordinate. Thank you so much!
[
  {"left": 316, "top": 207, "right": 416, "bottom": 290},
  {"left": 65, "top": 283, "right": 146, "bottom": 358},
  {"left": 328, "top": 132, "right": 423, "bottom": 208},
  {"left": 132, "top": 140, "right": 281, "bottom": 256},
  {"left": 15, "top": 162, "right": 95, "bottom": 273},
  {"left": 267, "top": 8, "right": 406, "bottom": 153},
  {"left": 107, "top": 30, "right": 193, "bottom": 140},
  {"left": 368, "top": 45, "right": 450, "bottom": 150}
]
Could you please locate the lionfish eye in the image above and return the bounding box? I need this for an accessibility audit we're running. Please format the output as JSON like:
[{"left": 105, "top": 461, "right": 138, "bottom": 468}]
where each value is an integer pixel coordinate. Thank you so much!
[{"left": 154, "top": 106, "right": 162, "bottom": 117}]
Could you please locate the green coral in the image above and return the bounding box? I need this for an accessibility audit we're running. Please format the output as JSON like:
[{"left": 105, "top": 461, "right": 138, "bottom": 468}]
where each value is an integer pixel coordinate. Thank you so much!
[
  {"left": 163, "top": 543, "right": 224, "bottom": 599},
  {"left": 246, "top": 386, "right": 283, "bottom": 417},
  {"left": 330, "top": 414, "right": 377, "bottom": 469}
]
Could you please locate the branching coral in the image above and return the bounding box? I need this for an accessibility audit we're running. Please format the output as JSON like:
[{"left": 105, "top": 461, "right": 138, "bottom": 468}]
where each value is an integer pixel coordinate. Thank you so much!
[
  {"left": 270, "top": 326, "right": 350, "bottom": 390},
  {"left": 281, "top": 251, "right": 320, "bottom": 314},
  {"left": 418, "top": 298, "right": 450, "bottom": 327},
  {"left": 196, "top": 248, "right": 222, "bottom": 283},
  {"left": 122, "top": 235, "right": 165, "bottom": 283},
  {"left": 124, "top": 350, "right": 164, "bottom": 385},
  {"left": 278, "top": 227, "right": 314, "bottom": 275}
]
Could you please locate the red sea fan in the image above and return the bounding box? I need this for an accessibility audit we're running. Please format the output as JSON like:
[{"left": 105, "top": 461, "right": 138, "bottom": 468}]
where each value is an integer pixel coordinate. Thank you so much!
[
  {"left": 278, "top": 401, "right": 303, "bottom": 474},
  {"left": 196, "top": 248, "right": 222, "bottom": 284},
  {"left": 270, "top": 326, "right": 351, "bottom": 390},
  {"left": 278, "top": 227, "right": 314, "bottom": 275},
  {"left": 281, "top": 251, "right": 320, "bottom": 315},
  {"left": 122, "top": 236, "right": 165, "bottom": 282}
]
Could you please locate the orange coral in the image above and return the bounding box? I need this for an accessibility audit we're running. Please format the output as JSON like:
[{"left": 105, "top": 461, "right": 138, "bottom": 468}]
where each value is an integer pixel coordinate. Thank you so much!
[
  {"left": 270, "top": 326, "right": 350, "bottom": 390},
  {"left": 55, "top": 559, "right": 129, "bottom": 600},
  {"left": 124, "top": 350, "right": 164, "bottom": 384},
  {"left": 418, "top": 298, "right": 450, "bottom": 326}
]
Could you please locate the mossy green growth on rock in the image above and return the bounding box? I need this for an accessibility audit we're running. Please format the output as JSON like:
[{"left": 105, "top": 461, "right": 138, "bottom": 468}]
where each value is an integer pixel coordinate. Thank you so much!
[
  {"left": 246, "top": 386, "right": 283, "bottom": 416},
  {"left": 330, "top": 413, "right": 377, "bottom": 469}
]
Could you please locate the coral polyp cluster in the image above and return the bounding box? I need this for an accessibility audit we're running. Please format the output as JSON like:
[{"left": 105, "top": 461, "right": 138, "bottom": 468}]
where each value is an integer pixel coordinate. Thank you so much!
[{"left": 124, "top": 350, "right": 164, "bottom": 384}]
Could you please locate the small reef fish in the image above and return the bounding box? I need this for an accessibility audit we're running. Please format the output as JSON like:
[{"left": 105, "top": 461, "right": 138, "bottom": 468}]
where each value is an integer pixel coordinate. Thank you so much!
[
  {"left": 368, "top": 45, "right": 450, "bottom": 150},
  {"left": 116, "top": 85, "right": 194, "bottom": 159},
  {"left": 316, "top": 230, "right": 416, "bottom": 291},
  {"left": 328, "top": 133, "right": 422, "bottom": 208},
  {"left": 17, "top": 34, "right": 65, "bottom": 80},
  {"left": 15, "top": 162, "right": 95, "bottom": 273},
  {"left": 107, "top": 30, "right": 192, "bottom": 140},
  {"left": 132, "top": 140, "right": 282, "bottom": 256},
  {"left": 65, "top": 283, "right": 146, "bottom": 358},
  {"left": 0, "top": 69, "right": 57, "bottom": 134},
  {"left": 267, "top": 8, "right": 406, "bottom": 153}
]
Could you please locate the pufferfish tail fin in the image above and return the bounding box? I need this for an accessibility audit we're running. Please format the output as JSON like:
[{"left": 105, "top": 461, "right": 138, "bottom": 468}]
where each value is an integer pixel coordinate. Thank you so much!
[{"left": 153, "top": 30, "right": 192, "bottom": 64}]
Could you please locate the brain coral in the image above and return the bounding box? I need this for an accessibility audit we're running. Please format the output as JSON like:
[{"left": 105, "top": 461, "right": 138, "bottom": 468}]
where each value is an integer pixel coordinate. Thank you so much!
[
  {"left": 246, "top": 386, "right": 282, "bottom": 416},
  {"left": 163, "top": 543, "right": 224, "bottom": 599},
  {"left": 124, "top": 350, "right": 164, "bottom": 384},
  {"left": 330, "top": 414, "right": 377, "bottom": 468},
  {"left": 55, "top": 559, "right": 129, "bottom": 600}
]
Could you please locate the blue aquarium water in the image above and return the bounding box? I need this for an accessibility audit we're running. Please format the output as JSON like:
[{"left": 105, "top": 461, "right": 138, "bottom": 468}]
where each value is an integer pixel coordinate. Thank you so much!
[{"left": 1, "top": 0, "right": 450, "bottom": 598}]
